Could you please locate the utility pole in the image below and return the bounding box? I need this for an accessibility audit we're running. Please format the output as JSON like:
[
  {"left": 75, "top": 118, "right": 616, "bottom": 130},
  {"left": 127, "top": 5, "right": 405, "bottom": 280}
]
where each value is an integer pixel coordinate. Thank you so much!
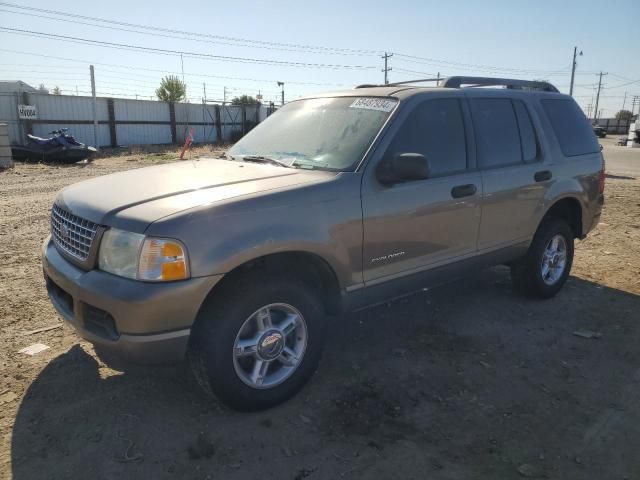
[
  {"left": 277, "top": 81, "right": 284, "bottom": 106},
  {"left": 202, "top": 83, "right": 207, "bottom": 142},
  {"left": 223, "top": 86, "right": 227, "bottom": 106},
  {"left": 89, "top": 65, "right": 98, "bottom": 151},
  {"left": 382, "top": 52, "right": 393, "bottom": 84},
  {"left": 569, "top": 46, "right": 582, "bottom": 97},
  {"left": 436, "top": 72, "right": 440, "bottom": 86},
  {"left": 586, "top": 103, "right": 593, "bottom": 118},
  {"left": 593, "top": 71, "right": 607, "bottom": 123},
  {"left": 619, "top": 91, "right": 628, "bottom": 131},
  {"left": 180, "top": 53, "right": 186, "bottom": 91}
]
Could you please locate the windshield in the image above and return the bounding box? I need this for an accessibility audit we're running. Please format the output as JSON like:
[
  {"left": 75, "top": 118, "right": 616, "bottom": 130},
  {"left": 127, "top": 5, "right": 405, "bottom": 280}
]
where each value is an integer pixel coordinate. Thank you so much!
[{"left": 227, "top": 96, "right": 397, "bottom": 171}]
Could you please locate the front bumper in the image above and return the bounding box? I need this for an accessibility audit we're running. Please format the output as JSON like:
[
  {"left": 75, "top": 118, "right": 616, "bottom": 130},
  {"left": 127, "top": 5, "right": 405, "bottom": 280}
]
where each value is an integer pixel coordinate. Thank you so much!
[{"left": 42, "top": 236, "right": 222, "bottom": 363}]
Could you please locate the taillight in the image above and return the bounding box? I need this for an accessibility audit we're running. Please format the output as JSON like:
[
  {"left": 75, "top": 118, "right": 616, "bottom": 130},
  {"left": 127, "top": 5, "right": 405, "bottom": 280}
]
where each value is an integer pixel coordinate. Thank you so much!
[{"left": 598, "top": 159, "right": 605, "bottom": 194}]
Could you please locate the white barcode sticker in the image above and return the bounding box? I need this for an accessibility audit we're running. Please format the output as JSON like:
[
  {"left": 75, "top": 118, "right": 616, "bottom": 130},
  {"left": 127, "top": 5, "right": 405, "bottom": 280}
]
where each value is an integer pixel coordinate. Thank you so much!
[{"left": 349, "top": 97, "right": 397, "bottom": 112}]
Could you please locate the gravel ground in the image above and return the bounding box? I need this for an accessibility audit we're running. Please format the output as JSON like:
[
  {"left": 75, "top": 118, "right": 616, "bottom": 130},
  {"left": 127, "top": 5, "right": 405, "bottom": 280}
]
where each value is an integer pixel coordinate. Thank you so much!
[{"left": 0, "top": 142, "right": 639, "bottom": 480}]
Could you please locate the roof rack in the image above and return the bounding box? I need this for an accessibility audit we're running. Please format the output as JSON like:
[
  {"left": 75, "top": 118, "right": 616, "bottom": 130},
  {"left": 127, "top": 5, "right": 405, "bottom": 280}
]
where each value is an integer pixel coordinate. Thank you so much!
[
  {"left": 442, "top": 76, "right": 559, "bottom": 92},
  {"left": 354, "top": 76, "right": 559, "bottom": 93},
  {"left": 354, "top": 78, "right": 441, "bottom": 89}
]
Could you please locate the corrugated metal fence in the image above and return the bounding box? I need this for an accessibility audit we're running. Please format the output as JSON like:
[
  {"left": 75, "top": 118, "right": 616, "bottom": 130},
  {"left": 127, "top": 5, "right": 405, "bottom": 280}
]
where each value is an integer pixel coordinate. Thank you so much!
[
  {"left": 593, "top": 117, "right": 632, "bottom": 135},
  {"left": 0, "top": 92, "right": 272, "bottom": 147}
]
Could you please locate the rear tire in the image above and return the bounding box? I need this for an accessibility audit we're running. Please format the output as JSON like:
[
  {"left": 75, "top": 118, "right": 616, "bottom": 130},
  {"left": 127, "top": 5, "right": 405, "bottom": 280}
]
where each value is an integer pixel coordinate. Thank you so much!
[
  {"left": 511, "top": 218, "right": 574, "bottom": 299},
  {"left": 188, "top": 272, "right": 325, "bottom": 411}
]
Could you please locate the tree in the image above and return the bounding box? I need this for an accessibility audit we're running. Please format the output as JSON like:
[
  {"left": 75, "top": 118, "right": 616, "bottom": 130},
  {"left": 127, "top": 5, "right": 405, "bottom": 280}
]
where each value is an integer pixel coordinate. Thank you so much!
[
  {"left": 38, "top": 83, "right": 49, "bottom": 94},
  {"left": 52, "top": 86, "right": 61, "bottom": 95},
  {"left": 156, "top": 75, "right": 186, "bottom": 103},
  {"left": 615, "top": 109, "right": 633, "bottom": 121},
  {"left": 231, "top": 95, "right": 258, "bottom": 105}
]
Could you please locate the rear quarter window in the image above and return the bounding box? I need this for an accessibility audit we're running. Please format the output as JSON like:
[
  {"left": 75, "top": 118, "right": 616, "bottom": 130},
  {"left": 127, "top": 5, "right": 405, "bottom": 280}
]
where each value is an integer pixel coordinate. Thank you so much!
[{"left": 540, "top": 99, "right": 599, "bottom": 157}]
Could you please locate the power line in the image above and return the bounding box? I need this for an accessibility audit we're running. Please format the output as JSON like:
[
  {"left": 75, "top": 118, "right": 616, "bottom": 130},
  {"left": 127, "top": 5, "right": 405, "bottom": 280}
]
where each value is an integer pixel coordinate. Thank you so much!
[
  {"left": 0, "top": 49, "right": 350, "bottom": 87},
  {"left": 0, "top": 2, "right": 381, "bottom": 56},
  {"left": 3, "top": 1, "right": 629, "bottom": 84},
  {"left": 392, "top": 52, "right": 586, "bottom": 76},
  {"left": 0, "top": 27, "right": 378, "bottom": 70},
  {"left": 0, "top": 8, "right": 378, "bottom": 58}
]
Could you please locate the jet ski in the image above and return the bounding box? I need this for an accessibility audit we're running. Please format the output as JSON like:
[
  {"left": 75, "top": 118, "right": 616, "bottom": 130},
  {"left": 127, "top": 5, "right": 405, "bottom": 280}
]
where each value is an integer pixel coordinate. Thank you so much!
[{"left": 11, "top": 129, "right": 97, "bottom": 164}]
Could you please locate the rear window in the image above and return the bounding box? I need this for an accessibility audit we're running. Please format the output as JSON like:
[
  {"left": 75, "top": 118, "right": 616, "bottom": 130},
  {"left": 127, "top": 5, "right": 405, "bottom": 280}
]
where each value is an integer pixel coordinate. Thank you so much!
[{"left": 541, "top": 99, "right": 599, "bottom": 157}]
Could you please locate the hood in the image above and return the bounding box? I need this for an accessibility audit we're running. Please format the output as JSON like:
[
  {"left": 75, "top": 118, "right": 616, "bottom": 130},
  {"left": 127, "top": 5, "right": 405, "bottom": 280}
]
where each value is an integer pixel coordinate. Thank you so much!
[{"left": 56, "top": 158, "right": 333, "bottom": 231}]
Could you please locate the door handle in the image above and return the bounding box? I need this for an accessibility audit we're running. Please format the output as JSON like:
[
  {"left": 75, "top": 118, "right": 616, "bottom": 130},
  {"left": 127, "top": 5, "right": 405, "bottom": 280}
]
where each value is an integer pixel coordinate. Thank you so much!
[
  {"left": 451, "top": 184, "right": 477, "bottom": 198},
  {"left": 534, "top": 170, "right": 552, "bottom": 182}
]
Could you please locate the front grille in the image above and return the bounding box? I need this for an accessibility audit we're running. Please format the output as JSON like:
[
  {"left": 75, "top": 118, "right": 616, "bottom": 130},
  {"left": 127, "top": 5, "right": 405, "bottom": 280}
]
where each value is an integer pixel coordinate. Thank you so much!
[{"left": 51, "top": 204, "right": 98, "bottom": 261}]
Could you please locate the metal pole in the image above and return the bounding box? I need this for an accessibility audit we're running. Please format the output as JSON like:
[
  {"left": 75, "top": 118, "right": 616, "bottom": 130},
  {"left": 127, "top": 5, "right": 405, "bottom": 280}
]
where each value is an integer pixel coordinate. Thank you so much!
[
  {"left": 620, "top": 91, "right": 628, "bottom": 133},
  {"left": 180, "top": 53, "right": 188, "bottom": 140},
  {"left": 436, "top": 72, "right": 440, "bottom": 86},
  {"left": 569, "top": 47, "right": 577, "bottom": 96},
  {"left": 382, "top": 52, "right": 393, "bottom": 84},
  {"left": 180, "top": 53, "right": 186, "bottom": 92},
  {"left": 593, "top": 72, "right": 607, "bottom": 123},
  {"left": 202, "top": 82, "right": 207, "bottom": 143},
  {"left": 277, "top": 82, "right": 284, "bottom": 106},
  {"left": 90, "top": 65, "right": 99, "bottom": 151}
]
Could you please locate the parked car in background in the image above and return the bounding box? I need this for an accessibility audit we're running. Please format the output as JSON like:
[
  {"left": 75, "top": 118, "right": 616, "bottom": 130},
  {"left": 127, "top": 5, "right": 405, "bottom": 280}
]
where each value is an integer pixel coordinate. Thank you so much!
[
  {"left": 593, "top": 125, "right": 607, "bottom": 138},
  {"left": 42, "top": 76, "right": 605, "bottom": 410}
]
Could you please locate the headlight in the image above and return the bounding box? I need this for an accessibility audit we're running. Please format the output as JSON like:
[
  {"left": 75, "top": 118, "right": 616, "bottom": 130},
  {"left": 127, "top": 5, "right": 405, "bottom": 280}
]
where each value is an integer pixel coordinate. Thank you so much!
[
  {"left": 98, "top": 228, "right": 189, "bottom": 281},
  {"left": 98, "top": 229, "right": 144, "bottom": 279}
]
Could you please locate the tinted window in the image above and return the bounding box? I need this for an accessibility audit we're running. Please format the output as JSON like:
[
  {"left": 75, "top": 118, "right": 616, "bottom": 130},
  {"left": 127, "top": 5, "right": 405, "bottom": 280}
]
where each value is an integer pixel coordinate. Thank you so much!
[
  {"left": 513, "top": 100, "right": 538, "bottom": 162},
  {"left": 386, "top": 98, "right": 467, "bottom": 177},
  {"left": 541, "top": 99, "right": 599, "bottom": 157},
  {"left": 471, "top": 98, "right": 522, "bottom": 169}
]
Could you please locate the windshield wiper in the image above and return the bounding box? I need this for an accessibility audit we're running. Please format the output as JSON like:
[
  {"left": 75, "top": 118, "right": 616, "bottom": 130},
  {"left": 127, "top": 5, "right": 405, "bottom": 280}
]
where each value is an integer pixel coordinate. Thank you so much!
[{"left": 239, "top": 155, "right": 294, "bottom": 168}]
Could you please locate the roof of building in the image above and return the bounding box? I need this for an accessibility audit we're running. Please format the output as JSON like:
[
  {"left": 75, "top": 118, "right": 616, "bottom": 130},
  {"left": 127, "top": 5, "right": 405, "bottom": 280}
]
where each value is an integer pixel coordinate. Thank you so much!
[{"left": 0, "top": 81, "right": 39, "bottom": 94}]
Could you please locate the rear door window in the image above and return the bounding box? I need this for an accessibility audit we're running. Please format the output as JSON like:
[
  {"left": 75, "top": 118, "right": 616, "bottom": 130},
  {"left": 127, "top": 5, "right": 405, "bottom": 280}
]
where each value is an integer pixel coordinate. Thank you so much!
[
  {"left": 386, "top": 98, "right": 467, "bottom": 177},
  {"left": 540, "top": 99, "right": 599, "bottom": 157},
  {"left": 471, "top": 98, "right": 522, "bottom": 169}
]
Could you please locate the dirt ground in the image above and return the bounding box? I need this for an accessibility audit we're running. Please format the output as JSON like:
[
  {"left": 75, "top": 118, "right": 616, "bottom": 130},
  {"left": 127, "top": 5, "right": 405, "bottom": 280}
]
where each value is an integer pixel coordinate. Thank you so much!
[{"left": 1, "top": 140, "right": 639, "bottom": 480}]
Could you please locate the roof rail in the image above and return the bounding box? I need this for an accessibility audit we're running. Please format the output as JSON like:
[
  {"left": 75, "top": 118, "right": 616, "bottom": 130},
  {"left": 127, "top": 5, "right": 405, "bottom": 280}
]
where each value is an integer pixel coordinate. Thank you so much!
[
  {"left": 354, "top": 76, "right": 560, "bottom": 93},
  {"left": 387, "top": 78, "right": 442, "bottom": 87},
  {"left": 354, "top": 78, "right": 442, "bottom": 89},
  {"left": 441, "top": 76, "right": 559, "bottom": 93}
]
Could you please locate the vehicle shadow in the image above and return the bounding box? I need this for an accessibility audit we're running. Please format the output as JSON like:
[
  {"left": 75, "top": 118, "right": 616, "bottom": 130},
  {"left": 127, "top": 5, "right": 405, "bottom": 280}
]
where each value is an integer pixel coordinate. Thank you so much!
[{"left": 11, "top": 268, "right": 640, "bottom": 480}]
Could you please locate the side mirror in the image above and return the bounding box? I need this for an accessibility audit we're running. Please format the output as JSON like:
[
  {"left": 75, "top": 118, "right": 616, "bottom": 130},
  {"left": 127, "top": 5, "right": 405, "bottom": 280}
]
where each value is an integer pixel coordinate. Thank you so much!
[{"left": 376, "top": 153, "right": 431, "bottom": 185}]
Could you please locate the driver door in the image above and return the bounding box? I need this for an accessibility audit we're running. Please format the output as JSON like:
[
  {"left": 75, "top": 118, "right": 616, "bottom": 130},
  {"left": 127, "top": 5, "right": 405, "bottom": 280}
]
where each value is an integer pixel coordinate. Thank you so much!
[{"left": 361, "top": 95, "right": 482, "bottom": 285}]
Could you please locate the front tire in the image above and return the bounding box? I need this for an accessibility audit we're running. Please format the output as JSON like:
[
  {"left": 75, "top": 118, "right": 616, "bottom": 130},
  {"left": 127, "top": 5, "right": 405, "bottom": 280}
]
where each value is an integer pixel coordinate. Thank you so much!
[
  {"left": 511, "top": 218, "right": 574, "bottom": 299},
  {"left": 189, "top": 273, "right": 325, "bottom": 411}
]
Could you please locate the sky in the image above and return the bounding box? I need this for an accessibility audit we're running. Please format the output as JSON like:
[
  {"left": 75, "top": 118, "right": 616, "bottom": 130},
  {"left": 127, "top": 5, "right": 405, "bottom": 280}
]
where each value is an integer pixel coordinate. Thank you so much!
[{"left": 1, "top": 0, "right": 639, "bottom": 118}]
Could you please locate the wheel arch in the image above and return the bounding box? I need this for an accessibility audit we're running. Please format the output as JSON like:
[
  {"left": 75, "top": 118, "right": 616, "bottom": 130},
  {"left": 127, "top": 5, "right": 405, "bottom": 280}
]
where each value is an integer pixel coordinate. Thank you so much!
[
  {"left": 541, "top": 196, "right": 584, "bottom": 238},
  {"left": 196, "top": 251, "right": 343, "bottom": 318}
]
